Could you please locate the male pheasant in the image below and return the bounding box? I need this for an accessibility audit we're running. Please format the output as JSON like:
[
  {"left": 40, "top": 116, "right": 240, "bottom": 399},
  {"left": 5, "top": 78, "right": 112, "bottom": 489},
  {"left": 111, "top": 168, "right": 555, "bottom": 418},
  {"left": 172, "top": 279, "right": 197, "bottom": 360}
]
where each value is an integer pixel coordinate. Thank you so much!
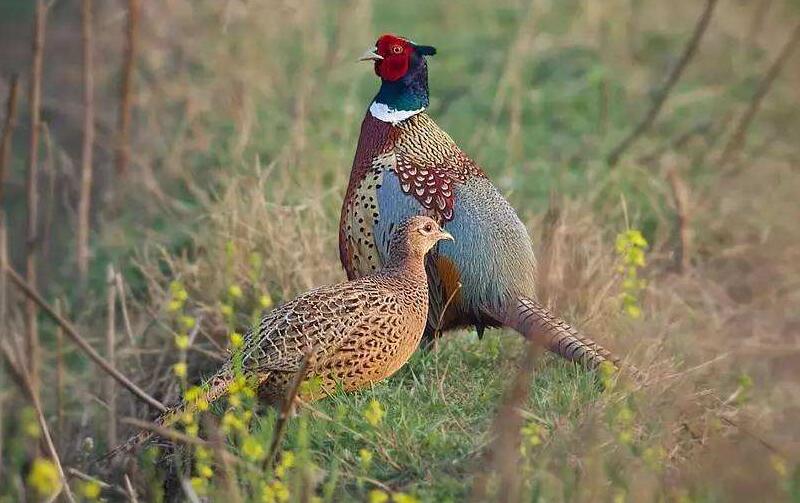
[
  {"left": 340, "top": 34, "right": 623, "bottom": 370},
  {"left": 106, "top": 216, "right": 452, "bottom": 458}
]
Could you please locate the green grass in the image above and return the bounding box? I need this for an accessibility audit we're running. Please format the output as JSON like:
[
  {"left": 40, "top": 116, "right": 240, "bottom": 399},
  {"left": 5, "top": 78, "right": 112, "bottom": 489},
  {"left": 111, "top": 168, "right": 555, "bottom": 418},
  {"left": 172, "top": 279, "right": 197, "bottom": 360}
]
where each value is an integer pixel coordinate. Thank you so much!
[{"left": 1, "top": 0, "right": 799, "bottom": 501}]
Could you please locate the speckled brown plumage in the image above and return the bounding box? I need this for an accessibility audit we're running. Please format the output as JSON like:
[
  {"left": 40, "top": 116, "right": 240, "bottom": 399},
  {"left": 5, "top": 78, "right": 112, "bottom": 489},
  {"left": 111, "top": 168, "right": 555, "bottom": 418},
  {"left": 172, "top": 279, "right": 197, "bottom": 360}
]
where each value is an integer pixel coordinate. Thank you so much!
[
  {"left": 103, "top": 216, "right": 452, "bottom": 460},
  {"left": 240, "top": 215, "right": 450, "bottom": 404}
]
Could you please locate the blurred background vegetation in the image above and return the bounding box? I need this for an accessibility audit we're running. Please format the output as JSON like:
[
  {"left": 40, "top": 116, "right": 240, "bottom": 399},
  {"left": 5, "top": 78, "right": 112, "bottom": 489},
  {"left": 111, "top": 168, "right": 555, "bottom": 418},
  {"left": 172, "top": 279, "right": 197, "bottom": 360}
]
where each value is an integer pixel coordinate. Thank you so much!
[{"left": 0, "top": 0, "right": 799, "bottom": 501}]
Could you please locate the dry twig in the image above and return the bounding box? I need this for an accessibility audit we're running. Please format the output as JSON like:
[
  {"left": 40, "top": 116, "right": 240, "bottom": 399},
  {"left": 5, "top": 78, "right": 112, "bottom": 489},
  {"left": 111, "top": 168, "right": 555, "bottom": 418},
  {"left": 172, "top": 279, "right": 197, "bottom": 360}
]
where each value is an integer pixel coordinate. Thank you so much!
[
  {"left": 666, "top": 164, "right": 691, "bottom": 273},
  {"left": 470, "top": 342, "right": 541, "bottom": 502},
  {"left": 0, "top": 74, "right": 20, "bottom": 204},
  {"left": 55, "top": 298, "right": 66, "bottom": 451},
  {"left": 116, "top": 0, "right": 140, "bottom": 176},
  {"left": 25, "top": 0, "right": 48, "bottom": 403},
  {"left": 1, "top": 341, "right": 76, "bottom": 503},
  {"left": 607, "top": 0, "right": 719, "bottom": 167},
  {"left": 718, "top": 21, "right": 800, "bottom": 166},
  {"left": 4, "top": 265, "right": 167, "bottom": 412},
  {"left": 106, "top": 265, "right": 118, "bottom": 446},
  {"left": 265, "top": 349, "right": 315, "bottom": 470},
  {"left": 77, "top": 0, "right": 95, "bottom": 285}
]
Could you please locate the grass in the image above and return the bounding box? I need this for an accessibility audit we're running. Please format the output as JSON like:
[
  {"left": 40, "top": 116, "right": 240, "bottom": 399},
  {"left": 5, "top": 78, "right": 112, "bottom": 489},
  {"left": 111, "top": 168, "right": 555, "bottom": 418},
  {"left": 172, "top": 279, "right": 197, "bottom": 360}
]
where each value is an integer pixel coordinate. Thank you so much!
[{"left": 1, "top": 0, "right": 799, "bottom": 501}]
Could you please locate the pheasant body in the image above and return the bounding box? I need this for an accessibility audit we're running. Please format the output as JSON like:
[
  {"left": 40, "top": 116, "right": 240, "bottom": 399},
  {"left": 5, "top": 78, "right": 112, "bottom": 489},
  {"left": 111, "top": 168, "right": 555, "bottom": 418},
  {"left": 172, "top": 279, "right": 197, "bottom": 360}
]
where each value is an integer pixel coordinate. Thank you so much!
[
  {"left": 341, "top": 34, "right": 623, "bottom": 369},
  {"left": 105, "top": 216, "right": 451, "bottom": 459}
]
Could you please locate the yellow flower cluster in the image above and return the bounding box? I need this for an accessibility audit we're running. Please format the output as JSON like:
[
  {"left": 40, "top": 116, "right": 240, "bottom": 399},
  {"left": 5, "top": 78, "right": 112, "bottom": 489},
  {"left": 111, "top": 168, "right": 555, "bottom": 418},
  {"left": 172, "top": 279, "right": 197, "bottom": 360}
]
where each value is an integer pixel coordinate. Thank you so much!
[
  {"left": 261, "top": 451, "right": 295, "bottom": 502},
  {"left": 520, "top": 422, "right": 544, "bottom": 458},
  {"left": 168, "top": 280, "right": 189, "bottom": 313},
  {"left": 615, "top": 229, "right": 648, "bottom": 319},
  {"left": 27, "top": 458, "right": 61, "bottom": 497},
  {"left": 364, "top": 399, "right": 385, "bottom": 427},
  {"left": 369, "top": 489, "right": 420, "bottom": 503}
]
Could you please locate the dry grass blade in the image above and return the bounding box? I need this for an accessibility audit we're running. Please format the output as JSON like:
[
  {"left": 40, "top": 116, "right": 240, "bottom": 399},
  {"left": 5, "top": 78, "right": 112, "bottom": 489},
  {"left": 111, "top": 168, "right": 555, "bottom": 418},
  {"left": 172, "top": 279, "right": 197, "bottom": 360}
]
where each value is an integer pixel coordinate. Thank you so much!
[
  {"left": 77, "top": 0, "right": 95, "bottom": 285},
  {"left": 0, "top": 213, "right": 5, "bottom": 476},
  {"left": 666, "top": 164, "right": 691, "bottom": 273},
  {"left": 25, "top": 0, "right": 48, "bottom": 404},
  {"left": 106, "top": 265, "right": 118, "bottom": 447},
  {"left": 0, "top": 74, "right": 19, "bottom": 205},
  {"left": 66, "top": 467, "right": 127, "bottom": 498},
  {"left": 607, "top": 0, "right": 719, "bottom": 166},
  {"left": 55, "top": 298, "right": 65, "bottom": 451},
  {"left": 1, "top": 341, "right": 76, "bottom": 503},
  {"left": 470, "top": 341, "right": 541, "bottom": 503},
  {"left": 204, "top": 415, "right": 243, "bottom": 503},
  {"left": 123, "top": 473, "right": 139, "bottom": 503},
  {"left": 119, "top": 418, "right": 245, "bottom": 468},
  {"left": 4, "top": 265, "right": 167, "bottom": 412},
  {"left": 265, "top": 348, "right": 316, "bottom": 470},
  {"left": 116, "top": 0, "right": 140, "bottom": 177}
]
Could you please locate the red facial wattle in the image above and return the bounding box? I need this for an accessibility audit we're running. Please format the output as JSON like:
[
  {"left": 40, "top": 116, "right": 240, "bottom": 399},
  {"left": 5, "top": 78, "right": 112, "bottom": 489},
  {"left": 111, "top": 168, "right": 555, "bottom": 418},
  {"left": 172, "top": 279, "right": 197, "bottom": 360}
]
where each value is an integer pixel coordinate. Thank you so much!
[{"left": 374, "top": 34, "right": 414, "bottom": 81}]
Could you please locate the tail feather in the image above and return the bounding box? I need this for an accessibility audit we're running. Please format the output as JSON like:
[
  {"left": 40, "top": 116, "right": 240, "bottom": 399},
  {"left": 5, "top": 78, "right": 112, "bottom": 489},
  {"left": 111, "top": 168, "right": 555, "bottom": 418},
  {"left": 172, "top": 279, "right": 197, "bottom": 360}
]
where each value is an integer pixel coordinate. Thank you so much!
[
  {"left": 97, "top": 372, "right": 232, "bottom": 464},
  {"left": 498, "top": 296, "right": 623, "bottom": 371}
]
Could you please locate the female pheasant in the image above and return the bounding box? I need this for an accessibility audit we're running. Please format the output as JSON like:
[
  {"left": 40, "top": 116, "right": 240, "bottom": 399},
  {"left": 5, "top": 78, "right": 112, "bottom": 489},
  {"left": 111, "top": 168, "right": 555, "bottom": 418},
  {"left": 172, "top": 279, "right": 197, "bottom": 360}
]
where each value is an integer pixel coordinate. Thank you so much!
[
  {"left": 340, "top": 34, "right": 623, "bottom": 370},
  {"left": 106, "top": 216, "right": 452, "bottom": 458}
]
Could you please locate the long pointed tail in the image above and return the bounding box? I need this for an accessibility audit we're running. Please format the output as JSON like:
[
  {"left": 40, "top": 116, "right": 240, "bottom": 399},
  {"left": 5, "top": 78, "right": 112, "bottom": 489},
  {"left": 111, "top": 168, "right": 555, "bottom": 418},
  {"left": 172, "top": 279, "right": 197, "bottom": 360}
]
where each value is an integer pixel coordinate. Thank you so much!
[
  {"left": 497, "top": 296, "right": 623, "bottom": 371},
  {"left": 97, "top": 372, "right": 232, "bottom": 464}
]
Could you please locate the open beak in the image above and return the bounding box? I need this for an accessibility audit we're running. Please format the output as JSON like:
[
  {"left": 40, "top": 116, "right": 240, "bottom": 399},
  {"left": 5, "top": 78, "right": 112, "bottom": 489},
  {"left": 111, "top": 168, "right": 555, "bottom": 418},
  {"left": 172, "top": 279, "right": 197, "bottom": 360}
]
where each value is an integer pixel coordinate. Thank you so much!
[
  {"left": 440, "top": 230, "right": 454, "bottom": 242},
  {"left": 358, "top": 47, "right": 383, "bottom": 62}
]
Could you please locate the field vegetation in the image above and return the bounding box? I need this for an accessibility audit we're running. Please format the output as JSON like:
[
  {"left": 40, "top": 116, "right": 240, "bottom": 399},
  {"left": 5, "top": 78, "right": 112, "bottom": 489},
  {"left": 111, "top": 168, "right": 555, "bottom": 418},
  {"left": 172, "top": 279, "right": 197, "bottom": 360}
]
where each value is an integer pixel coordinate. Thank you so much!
[{"left": 0, "top": 0, "right": 799, "bottom": 501}]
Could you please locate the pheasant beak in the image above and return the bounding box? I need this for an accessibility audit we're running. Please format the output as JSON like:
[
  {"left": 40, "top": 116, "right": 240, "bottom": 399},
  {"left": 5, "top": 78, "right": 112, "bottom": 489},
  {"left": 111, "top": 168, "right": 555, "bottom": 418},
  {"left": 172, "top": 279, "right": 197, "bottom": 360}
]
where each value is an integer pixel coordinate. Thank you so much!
[
  {"left": 359, "top": 47, "right": 383, "bottom": 62},
  {"left": 439, "top": 230, "right": 454, "bottom": 242}
]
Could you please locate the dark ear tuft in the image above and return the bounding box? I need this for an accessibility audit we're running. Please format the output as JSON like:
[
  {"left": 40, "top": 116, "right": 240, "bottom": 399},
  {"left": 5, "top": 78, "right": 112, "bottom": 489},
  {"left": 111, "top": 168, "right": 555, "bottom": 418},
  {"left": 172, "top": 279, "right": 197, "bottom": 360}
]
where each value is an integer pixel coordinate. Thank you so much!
[{"left": 416, "top": 45, "right": 437, "bottom": 56}]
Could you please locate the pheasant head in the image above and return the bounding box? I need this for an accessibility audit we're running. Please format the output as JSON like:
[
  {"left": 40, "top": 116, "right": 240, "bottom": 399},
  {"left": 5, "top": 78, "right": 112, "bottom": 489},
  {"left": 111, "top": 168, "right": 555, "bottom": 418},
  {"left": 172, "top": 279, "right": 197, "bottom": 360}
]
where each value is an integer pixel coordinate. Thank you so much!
[
  {"left": 360, "top": 34, "right": 437, "bottom": 122},
  {"left": 387, "top": 216, "right": 453, "bottom": 268}
]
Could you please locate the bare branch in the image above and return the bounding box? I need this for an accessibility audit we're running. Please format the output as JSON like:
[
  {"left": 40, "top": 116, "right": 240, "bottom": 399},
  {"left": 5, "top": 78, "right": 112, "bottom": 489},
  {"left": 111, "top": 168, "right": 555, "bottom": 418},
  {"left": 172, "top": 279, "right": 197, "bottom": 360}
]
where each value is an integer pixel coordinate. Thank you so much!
[
  {"left": 470, "top": 341, "right": 541, "bottom": 502},
  {"left": 4, "top": 265, "right": 167, "bottom": 413},
  {"left": 666, "top": 164, "right": 691, "bottom": 273},
  {"left": 77, "top": 0, "right": 95, "bottom": 285},
  {"left": 718, "top": 21, "right": 800, "bottom": 166},
  {"left": 25, "top": 0, "right": 48, "bottom": 403},
  {"left": 106, "top": 265, "right": 118, "bottom": 446},
  {"left": 1, "top": 342, "right": 76, "bottom": 503},
  {"left": 0, "top": 74, "right": 20, "bottom": 205},
  {"left": 607, "top": 0, "right": 719, "bottom": 167},
  {"left": 115, "top": 0, "right": 140, "bottom": 177}
]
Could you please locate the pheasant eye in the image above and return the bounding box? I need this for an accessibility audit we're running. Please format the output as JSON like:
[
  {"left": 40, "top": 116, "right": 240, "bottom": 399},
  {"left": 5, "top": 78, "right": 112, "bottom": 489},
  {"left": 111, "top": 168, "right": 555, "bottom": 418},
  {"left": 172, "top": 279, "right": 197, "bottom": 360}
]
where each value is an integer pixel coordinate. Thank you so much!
[
  {"left": 423, "top": 223, "right": 433, "bottom": 232},
  {"left": 391, "top": 45, "right": 403, "bottom": 54}
]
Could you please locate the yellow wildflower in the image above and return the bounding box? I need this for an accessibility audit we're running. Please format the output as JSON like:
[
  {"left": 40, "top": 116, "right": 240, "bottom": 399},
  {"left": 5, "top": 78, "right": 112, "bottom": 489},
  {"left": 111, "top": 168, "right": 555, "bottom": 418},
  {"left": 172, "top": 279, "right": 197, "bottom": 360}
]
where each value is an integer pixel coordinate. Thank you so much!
[
  {"left": 229, "top": 285, "right": 243, "bottom": 299},
  {"left": 242, "top": 436, "right": 265, "bottom": 461},
  {"left": 197, "top": 464, "right": 213, "bottom": 479},
  {"left": 368, "top": 489, "right": 389, "bottom": 503},
  {"left": 364, "top": 399, "right": 385, "bottom": 427},
  {"left": 190, "top": 476, "right": 207, "bottom": 495},
  {"left": 22, "top": 407, "right": 40, "bottom": 439},
  {"left": 771, "top": 455, "right": 788, "bottom": 478},
  {"left": 358, "top": 448, "right": 373, "bottom": 471},
  {"left": 220, "top": 303, "right": 233, "bottom": 317},
  {"left": 259, "top": 293, "right": 273, "bottom": 309},
  {"left": 185, "top": 424, "right": 199, "bottom": 437},
  {"left": 27, "top": 458, "right": 61, "bottom": 497},
  {"left": 643, "top": 446, "right": 667, "bottom": 470},
  {"left": 394, "top": 493, "right": 420, "bottom": 503},
  {"left": 173, "top": 362, "right": 188, "bottom": 378},
  {"left": 185, "top": 386, "right": 203, "bottom": 402},
  {"left": 174, "top": 334, "right": 190, "bottom": 350},
  {"left": 79, "top": 480, "right": 102, "bottom": 500},
  {"left": 195, "top": 446, "right": 211, "bottom": 462},
  {"left": 275, "top": 451, "right": 295, "bottom": 478},
  {"left": 179, "top": 315, "right": 196, "bottom": 329},
  {"left": 230, "top": 332, "right": 244, "bottom": 349},
  {"left": 167, "top": 299, "right": 184, "bottom": 312}
]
